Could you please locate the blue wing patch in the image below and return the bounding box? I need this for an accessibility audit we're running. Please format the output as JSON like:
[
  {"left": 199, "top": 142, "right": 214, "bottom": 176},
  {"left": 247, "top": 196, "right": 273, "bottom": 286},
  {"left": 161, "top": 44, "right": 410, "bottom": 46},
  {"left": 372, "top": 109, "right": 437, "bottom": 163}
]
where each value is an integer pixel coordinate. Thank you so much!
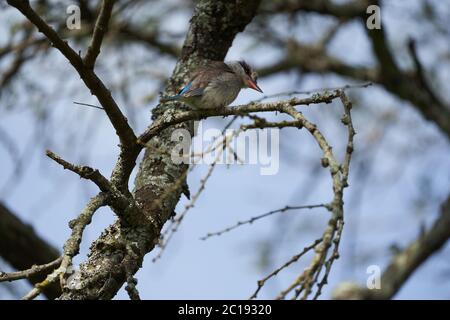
[
  {"left": 178, "top": 82, "right": 192, "bottom": 95},
  {"left": 178, "top": 82, "right": 205, "bottom": 97}
]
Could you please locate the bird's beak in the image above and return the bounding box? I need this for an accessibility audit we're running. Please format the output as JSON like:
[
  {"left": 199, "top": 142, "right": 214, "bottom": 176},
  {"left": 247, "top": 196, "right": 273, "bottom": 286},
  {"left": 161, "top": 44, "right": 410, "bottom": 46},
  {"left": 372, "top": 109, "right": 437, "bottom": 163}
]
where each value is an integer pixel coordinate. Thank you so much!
[{"left": 247, "top": 79, "right": 263, "bottom": 93}]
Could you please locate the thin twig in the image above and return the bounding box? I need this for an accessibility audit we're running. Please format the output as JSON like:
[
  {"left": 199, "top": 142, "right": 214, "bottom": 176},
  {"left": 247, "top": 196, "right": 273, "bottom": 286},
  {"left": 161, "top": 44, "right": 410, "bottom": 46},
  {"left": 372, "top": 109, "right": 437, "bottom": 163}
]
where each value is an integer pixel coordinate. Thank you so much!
[
  {"left": 201, "top": 204, "right": 328, "bottom": 240},
  {"left": 73, "top": 101, "right": 104, "bottom": 110},
  {"left": 0, "top": 257, "right": 62, "bottom": 282},
  {"left": 152, "top": 161, "right": 218, "bottom": 262},
  {"left": 312, "top": 219, "right": 344, "bottom": 299},
  {"left": 152, "top": 117, "right": 240, "bottom": 261},
  {"left": 249, "top": 239, "right": 323, "bottom": 300},
  {"left": 83, "top": 0, "right": 116, "bottom": 69}
]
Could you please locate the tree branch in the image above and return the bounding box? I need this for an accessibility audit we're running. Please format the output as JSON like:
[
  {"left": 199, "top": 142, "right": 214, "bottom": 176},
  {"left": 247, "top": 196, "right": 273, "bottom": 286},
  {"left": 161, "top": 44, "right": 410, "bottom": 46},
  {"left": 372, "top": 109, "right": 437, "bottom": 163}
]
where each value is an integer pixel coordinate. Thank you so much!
[
  {"left": 250, "top": 239, "right": 323, "bottom": 300},
  {"left": 7, "top": 0, "right": 137, "bottom": 148},
  {"left": 21, "top": 193, "right": 107, "bottom": 300},
  {"left": 46, "top": 150, "right": 111, "bottom": 193},
  {"left": 0, "top": 257, "right": 62, "bottom": 282},
  {"left": 139, "top": 90, "right": 342, "bottom": 144},
  {"left": 264, "top": 0, "right": 369, "bottom": 19},
  {"left": 201, "top": 204, "right": 328, "bottom": 240},
  {"left": 83, "top": 0, "right": 115, "bottom": 69},
  {"left": 258, "top": 0, "right": 450, "bottom": 139},
  {"left": 272, "top": 91, "right": 354, "bottom": 300},
  {"left": 116, "top": 24, "right": 180, "bottom": 57},
  {"left": 0, "top": 202, "right": 61, "bottom": 299}
]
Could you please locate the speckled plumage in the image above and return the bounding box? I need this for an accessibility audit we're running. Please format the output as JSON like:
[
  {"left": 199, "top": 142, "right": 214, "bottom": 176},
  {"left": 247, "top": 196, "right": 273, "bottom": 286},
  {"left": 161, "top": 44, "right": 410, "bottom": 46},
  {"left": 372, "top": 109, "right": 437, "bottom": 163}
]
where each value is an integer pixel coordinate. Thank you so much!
[{"left": 161, "top": 60, "right": 262, "bottom": 109}]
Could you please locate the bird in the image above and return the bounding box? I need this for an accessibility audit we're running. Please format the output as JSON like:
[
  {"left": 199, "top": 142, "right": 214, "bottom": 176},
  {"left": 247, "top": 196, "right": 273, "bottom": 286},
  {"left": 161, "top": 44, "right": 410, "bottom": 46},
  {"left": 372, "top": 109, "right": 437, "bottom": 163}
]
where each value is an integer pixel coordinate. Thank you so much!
[{"left": 160, "top": 60, "right": 263, "bottom": 109}]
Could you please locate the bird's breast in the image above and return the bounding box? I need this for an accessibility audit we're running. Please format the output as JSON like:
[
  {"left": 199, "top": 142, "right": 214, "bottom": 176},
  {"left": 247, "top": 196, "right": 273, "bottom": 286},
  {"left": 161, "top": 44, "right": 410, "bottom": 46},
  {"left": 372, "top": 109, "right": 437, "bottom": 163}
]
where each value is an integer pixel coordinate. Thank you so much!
[{"left": 201, "top": 77, "right": 241, "bottom": 108}]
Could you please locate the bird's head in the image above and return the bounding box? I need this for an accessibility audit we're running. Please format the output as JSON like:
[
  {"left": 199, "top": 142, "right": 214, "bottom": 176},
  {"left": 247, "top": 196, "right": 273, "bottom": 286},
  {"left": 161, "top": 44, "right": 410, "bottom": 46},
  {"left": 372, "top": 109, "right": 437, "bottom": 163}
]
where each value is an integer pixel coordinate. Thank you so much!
[{"left": 229, "top": 60, "right": 263, "bottom": 93}]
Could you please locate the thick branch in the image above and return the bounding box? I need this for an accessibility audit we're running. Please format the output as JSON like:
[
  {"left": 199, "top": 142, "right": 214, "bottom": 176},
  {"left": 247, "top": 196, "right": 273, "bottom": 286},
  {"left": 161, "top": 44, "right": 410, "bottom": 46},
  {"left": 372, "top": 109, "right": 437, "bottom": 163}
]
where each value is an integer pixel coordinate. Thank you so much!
[
  {"left": 258, "top": 40, "right": 378, "bottom": 81},
  {"left": 116, "top": 24, "right": 180, "bottom": 57},
  {"left": 0, "top": 202, "right": 61, "bottom": 299},
  {"left": 265, "top": 0, "right": 369, "bottom": 18},
  {"left": 366, "top": 26, "right": 450, "bottom": 138}
]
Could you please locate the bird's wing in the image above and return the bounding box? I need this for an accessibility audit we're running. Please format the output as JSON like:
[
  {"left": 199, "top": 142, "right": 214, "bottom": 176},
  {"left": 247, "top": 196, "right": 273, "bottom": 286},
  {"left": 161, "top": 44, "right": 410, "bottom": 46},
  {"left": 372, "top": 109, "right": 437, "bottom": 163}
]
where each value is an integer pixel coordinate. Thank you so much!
[{"left": 180, "top": 61, "right": 234, "bottom": 98}]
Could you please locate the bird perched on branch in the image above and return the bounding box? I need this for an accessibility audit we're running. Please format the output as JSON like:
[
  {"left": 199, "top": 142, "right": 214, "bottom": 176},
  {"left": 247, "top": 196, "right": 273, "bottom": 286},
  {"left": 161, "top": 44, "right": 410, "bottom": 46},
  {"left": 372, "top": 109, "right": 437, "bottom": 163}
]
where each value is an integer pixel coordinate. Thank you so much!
[{"left": 161, "top": 60, "right": 263, "bottom": 109}]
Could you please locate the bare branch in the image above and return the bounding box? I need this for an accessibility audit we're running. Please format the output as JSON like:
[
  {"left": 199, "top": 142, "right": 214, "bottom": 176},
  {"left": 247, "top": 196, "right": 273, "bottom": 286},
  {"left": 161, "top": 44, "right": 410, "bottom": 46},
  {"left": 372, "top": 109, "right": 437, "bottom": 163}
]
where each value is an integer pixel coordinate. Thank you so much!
[
  {"left": 258, "top": 0, "right": 450, "bottom": 138},
  {"left": 339, "top": 91, "right": 356, "bottom": 187},
  {"left": 201, "top": 204, "right": 329, "bottom": 240},
  {"left": 263, "top": 0, "right": 369, "bottom": 19},
  {"left": 257, "top": 41, "right": 378, "bottom": 80},
  {"left": 139, "top": 90, "right": 342, "bottom": 145},
  {"left": 73, "top": 101, "right": 104, "bottom": 110},
  {"left": 267, "top": 90, "right": 354, "bottom": 300},
  {"left": 125, "top": 276, "right": 140, "bottom": 300},
  {"left": 21, "top": 193, "right": 107, "bottom": 300},
  {"left": 365, "top": 23, "right": 450, "bottom": 138},
  {"left": 46, "top": 150, "right": 111, "bottom": 193},
  {"left": 7, "top": 0, "right": 137, "bottom": 148},
  {"left": 313, "top": 219, "right": 344, "bottom": 299},
  {"left": 407, "top": 38, "right": 446, "bottom": 110},
  {"left": 0, "top": 257, "right": 62, "bottom": 283},
  {"left": 116, "top": 24, "right": 180, "bottom": 57},
  {"left": 0, "top": 202, "right": 61, "bottom": 299},
  {"left": 83, "top": 0, "right": 115, "bottom": 69},
  {"left": 250, "top": 239, "right": 323, "bottom": 300}
]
